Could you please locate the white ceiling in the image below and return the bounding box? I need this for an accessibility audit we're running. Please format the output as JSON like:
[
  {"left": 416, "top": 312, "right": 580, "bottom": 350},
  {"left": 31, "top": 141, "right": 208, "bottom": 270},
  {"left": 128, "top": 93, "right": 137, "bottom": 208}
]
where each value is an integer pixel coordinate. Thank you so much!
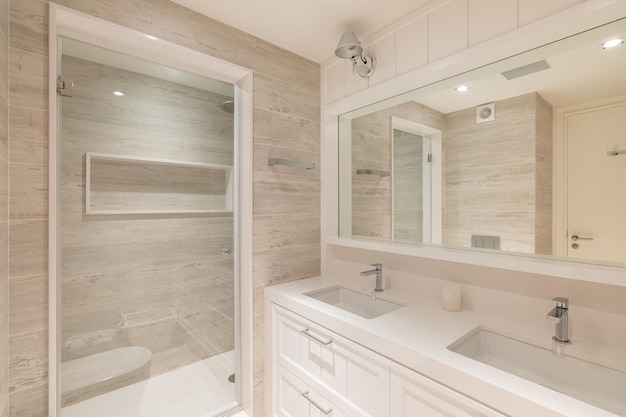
[{"left": 168, "top": 0, "right": 433, "bottom": 63}]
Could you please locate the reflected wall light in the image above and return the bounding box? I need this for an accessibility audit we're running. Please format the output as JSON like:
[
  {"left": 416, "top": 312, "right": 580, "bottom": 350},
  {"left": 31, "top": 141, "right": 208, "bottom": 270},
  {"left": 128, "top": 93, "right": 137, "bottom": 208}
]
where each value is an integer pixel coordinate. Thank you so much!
[{"left": 335, "top": 32, "right": 376, "bottom": 79}]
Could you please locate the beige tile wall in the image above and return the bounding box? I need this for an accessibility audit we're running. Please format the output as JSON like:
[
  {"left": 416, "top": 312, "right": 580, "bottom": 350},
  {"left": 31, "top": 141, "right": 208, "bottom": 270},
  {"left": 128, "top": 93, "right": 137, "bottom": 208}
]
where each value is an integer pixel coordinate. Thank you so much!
[
  {"left": 59, "top": 55, "right": 235, "bottom": 402},
  {"left": 0, "top": 0, "right": 8, "bottom": 414},
  {"left": 7, "top": 0, "right": 320, "bottom": 416},
  {"left": 443, "top": 92, "right": 553, "bottom": 253}
]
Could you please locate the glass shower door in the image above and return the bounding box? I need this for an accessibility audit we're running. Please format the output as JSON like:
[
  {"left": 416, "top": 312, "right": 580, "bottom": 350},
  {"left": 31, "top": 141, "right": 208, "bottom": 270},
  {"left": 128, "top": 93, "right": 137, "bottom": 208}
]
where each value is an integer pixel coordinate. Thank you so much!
[{"left": 57, "top": 37, "right": 239, "bottom": 417}]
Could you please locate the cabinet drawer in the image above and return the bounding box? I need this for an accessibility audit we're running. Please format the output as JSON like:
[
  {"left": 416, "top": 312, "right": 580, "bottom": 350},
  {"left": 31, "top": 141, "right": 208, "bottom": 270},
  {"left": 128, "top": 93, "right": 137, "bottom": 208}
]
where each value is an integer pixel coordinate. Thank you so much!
[
  {"left": 272, "top": 305, "right": 389, "bottom": 417},
  {"left": 390, "top": 366, "right": 507, "bottom": 417},
  {"left": 274, "top": 363, "right": 350, "bottom": 417}
]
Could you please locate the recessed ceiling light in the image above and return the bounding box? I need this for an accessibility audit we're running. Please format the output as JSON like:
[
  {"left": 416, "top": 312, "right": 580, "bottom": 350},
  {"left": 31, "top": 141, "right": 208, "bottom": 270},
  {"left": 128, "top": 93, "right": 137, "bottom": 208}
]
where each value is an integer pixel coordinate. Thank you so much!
[
  {"left": 455, "top": 85, "right": 470, "bottom": 93},
  {"left": 113, "top": 91, "right": 125, "bottom": 96},
  {"left": 602, "top": 38, "right": 624, "bottom": 49}
]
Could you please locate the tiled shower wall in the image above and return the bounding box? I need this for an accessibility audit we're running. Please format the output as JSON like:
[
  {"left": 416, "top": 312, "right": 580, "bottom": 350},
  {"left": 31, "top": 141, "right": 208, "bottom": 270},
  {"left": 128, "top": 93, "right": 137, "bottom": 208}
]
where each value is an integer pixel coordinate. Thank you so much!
[
  {"left": 60, "top": 54, "right": 235, "bottom": 377},
  {"left": 7, "top": 1, "right": 320, "bottom": 416},
  {"left": 0, "top": 0, "right": 8, "bottom": 415}
]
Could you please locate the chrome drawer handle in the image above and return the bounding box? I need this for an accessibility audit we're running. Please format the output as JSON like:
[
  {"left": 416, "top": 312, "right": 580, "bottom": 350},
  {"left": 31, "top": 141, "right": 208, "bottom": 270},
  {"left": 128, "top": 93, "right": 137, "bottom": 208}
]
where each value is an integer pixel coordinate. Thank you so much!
[
  {"left": 301, "top": 391, "right": 332, "bottom": 415},
  {"left": 571, "top": 235, "right": 593, "bottom": 241},
  {"left": 301, "top": 328, "right": 332, "bottom": 345}
]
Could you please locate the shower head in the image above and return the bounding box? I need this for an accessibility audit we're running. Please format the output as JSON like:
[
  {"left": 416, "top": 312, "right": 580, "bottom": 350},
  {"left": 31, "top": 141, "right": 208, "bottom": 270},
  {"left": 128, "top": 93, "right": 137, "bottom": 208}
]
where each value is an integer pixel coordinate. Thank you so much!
[{"left": 220, "top": 100, "right": 235, "bottom": 114}]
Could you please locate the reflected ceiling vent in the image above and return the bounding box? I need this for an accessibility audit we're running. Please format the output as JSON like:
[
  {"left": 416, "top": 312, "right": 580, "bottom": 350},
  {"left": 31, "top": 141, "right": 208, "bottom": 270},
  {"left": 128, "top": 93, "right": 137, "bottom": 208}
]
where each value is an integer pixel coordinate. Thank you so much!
[
  {"left": 501, "top": 60, "right": 551, "bottom": 80},
  {"left": 219, "top": 100, "right": 235, "bottom": 114}
]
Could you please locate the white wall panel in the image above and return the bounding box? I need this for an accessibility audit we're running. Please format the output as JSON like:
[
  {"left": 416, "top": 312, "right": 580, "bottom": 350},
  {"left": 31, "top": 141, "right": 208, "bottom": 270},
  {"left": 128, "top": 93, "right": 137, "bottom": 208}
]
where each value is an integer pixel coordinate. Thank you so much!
[
  {"left": 469, "top": 0, "right": 518, "bottom": 46},
  {"left": 428, "top": 0, "right": 468, "bottom": 63},
  {"left": 519, "top": 0, "right": 583, "bottom": 26},
  {"left": 396, "top": 16, "right": 428, "bottom": 76},
  {"left": 368, "top": 33, "right": 396, "bottom": 87},
  {"left": 324, "top": 59, "right": 346, "bottom": 103}
]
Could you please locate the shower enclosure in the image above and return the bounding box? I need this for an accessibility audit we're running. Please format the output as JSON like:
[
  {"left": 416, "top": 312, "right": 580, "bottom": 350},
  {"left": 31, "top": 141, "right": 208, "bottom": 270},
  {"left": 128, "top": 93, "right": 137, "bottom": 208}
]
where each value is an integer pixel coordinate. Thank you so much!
[{"left": 49, "top": 7, "right": 252, "bottom": 417}]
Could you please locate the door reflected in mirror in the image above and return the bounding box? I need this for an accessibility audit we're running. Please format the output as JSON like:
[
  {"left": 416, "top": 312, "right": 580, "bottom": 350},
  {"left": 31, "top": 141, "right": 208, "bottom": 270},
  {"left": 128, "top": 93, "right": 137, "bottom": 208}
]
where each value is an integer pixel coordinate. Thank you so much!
[{"left": 338, "top": 18, "right": 626, "bottom": 267}]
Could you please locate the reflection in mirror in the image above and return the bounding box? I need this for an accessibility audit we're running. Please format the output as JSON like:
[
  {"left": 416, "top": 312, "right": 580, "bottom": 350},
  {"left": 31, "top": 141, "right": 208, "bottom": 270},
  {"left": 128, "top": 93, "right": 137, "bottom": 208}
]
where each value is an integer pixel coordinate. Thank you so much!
[{"left": 339, "top": 18, "right": 626, "bottom": 267}]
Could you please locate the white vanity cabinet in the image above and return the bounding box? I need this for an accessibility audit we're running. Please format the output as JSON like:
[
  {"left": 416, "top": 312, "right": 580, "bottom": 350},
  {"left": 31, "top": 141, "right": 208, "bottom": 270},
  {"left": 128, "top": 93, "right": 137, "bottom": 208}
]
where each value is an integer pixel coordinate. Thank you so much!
[
  {"left": 272, "top": 305, "right": 389, "bottom": 417},
  {"left": 274, "top": 363, "right": 349, "bottom": 417},
  {"left": 270, "top": 303, "right": 507, "bottom": 417},
  {"left": 390, "top": 365, "right": 507, "bottom": 417}
]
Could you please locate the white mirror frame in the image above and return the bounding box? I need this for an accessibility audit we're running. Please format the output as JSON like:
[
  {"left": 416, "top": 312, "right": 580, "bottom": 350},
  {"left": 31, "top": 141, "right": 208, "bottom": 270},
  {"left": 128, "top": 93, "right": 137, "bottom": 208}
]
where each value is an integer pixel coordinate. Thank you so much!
[
  {"left": 322, "top": 1, "right": 626, "bottom": 288},
  {"left": 48, "top": 4, "right": 254, "bottom": 415}
]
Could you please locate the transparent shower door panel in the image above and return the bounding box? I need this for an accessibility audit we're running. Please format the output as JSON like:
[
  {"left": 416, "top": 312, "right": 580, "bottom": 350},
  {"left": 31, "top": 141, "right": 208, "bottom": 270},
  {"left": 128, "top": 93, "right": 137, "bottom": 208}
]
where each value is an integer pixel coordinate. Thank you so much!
[{"left": 59, "top": 37, "right": 238, "bottom": 417}]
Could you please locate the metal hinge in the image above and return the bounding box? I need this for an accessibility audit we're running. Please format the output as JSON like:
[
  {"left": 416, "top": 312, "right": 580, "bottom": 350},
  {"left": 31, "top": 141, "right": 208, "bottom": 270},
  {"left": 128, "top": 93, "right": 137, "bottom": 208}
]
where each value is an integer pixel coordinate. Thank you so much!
[
  {"left": 57, "top": 76, "right": 74, "bottom": 97},
  {"left": 427, "top": 153, "right": 432, "bottom": 163}
]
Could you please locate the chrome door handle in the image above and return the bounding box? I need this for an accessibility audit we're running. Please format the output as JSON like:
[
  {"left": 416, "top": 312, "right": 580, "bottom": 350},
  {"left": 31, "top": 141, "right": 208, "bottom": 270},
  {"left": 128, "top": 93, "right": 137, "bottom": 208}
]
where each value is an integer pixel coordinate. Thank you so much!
[
  {"left": 301, "top": 391, "right": 332, "bottom": 415},
  {"left": 571, "top": 235, "right": 593, "bottom": 241}
]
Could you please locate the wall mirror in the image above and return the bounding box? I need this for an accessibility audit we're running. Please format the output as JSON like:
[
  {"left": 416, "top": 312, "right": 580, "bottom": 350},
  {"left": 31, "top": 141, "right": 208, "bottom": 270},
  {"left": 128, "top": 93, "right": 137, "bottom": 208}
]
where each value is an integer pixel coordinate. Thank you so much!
[{"left": 338, "top": 17, "right": 626, "bottom": 268}]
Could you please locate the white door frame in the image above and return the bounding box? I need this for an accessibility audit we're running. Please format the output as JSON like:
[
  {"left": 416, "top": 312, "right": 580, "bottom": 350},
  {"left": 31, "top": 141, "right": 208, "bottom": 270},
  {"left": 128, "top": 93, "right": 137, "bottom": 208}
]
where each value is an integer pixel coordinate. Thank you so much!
[
  {"left": 48, "top": 4, "right": 254, "bottom": 416},
  {"left": 390, "top": 117, "right": 442, "bottom": 244}
]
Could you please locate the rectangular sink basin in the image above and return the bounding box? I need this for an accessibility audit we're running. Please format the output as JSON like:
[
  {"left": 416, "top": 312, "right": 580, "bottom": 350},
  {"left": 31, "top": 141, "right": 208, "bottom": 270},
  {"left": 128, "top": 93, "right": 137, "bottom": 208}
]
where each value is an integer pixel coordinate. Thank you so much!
[
  {"left": 448, "top": 327, "right": 626, "bottom": 415},
  {"left": 304, "top": 286, "right": 404, "bottom": 319}
]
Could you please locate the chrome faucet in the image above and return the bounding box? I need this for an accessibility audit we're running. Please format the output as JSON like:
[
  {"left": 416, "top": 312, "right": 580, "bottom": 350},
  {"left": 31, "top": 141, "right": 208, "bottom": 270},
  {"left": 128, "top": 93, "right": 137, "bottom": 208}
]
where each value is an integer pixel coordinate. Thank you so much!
[
  {"left": 547, "top": 297, "right": 571, "bottom": 344},
  {"left": 360, "top": 263, "right": 383, "bottom": 292}
]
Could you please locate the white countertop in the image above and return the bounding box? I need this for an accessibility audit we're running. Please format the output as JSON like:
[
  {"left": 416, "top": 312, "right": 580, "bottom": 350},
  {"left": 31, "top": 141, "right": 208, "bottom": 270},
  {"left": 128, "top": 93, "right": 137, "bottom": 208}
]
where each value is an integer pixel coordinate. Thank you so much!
[{"left": 265, "top": 276, "right": 626, "bottom": 417}]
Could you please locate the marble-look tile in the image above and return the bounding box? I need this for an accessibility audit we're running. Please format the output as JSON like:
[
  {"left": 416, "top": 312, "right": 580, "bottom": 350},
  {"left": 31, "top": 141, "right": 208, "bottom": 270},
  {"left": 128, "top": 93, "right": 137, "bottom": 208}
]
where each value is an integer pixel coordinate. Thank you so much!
[
  {"left": 8, "top": 382, "right": 47, "bottom": 417},
  {"left": 8, "top": 220, "right": 47, "bottom": 278},
  {"left": 0, "top": 32, "right": 7, "bottom": 105},
  {"left": 253, "top": 74, "right": 319, "bottom": 124},
  {"left": 253, "top": 214, "right": 319, "bottom": 253},
  {"left": 8, "top": 47, "right": 47, "bottom": 111},
  {"left": 252, "top": 179, "right": 320, "bottom": 217},
  {"left": 8, "top": 329, "right": 47, "bottom": 393},
  {"left": 8, "top": 0, "right": 48, "bottom": 55},
  {"left": 253, "top": 244, "right": 320, "bottom": 287},
  {"left": 8, "top": 106, "right": 47, "bottom": 165},
  {"left": 0, "top": 0, "right": 7, "bottom": 43},
  {"left": 252, "top": 40, "right": 319, "bottom": 92},
  {"left": 0, "top": 159, "right": 7, "bottom": 221},
  {"left": 9, "top": 274, "right": 47, "bottom": 335},
  {"left": 149, "top": 344, "right": 199, "bottom": 376},
  {"left": 0, "top": 278, "right": 8, "bottom": 416},
  {"left": 252, "top": 73, "right": 320, "bottom": 154},
  {"left": 0, "top": 221, "right": 7, "bottom": 286},
  {"left": 9, "top": 163, "right": 47, "bottom": 220},
  {"left": 0, "top": 97, "right": 8, "bottom": 162}
]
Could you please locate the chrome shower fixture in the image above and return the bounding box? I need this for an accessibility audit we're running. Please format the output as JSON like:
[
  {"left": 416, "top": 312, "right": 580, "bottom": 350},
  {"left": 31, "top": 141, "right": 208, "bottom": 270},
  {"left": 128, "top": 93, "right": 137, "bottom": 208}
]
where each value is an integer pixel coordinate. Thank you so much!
[
  {"left": 335, "top": 32, "right": 376, "bottom": 79},
  {"left": 220, "top": 100, "right": 235, "bottom": 114}
]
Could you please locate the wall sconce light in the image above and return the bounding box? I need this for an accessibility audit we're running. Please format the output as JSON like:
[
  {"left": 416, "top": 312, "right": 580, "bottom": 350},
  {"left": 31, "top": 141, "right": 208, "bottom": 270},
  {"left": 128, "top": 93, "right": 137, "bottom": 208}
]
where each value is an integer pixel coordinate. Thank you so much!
[{"left": 335, "top": 32, "right": 376, "bottom": 79}]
